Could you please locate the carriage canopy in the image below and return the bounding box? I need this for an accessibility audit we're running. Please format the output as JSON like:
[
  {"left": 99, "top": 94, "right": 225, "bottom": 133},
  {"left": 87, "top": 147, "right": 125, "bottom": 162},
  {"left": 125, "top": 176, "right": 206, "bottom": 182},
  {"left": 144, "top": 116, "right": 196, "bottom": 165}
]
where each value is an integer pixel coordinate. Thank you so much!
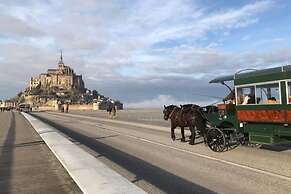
[
  {"left": 209, "top": 65, "right": 291, "bottom": 84},
  {"left": 209, "top": 75, "right": 234, "bottom": 83}
]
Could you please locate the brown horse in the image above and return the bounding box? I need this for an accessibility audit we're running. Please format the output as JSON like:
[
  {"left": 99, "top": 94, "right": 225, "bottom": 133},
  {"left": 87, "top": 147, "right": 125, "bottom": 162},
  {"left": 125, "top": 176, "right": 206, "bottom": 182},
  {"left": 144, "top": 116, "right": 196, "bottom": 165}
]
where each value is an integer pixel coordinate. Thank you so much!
[{"left": 163, "top": 105, "right": 206, "bottom": 145}]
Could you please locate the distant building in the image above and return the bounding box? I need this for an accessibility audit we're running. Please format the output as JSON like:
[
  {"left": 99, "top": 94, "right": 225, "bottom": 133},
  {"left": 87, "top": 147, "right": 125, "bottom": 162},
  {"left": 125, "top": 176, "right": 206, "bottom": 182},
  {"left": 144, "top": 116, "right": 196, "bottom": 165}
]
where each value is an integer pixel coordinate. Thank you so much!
[
  {"left": 29, "top": 52, "right": 85, "bottom": 92},
  {"left": 0, "top": 100, "right": 16, "bottom": 108}
]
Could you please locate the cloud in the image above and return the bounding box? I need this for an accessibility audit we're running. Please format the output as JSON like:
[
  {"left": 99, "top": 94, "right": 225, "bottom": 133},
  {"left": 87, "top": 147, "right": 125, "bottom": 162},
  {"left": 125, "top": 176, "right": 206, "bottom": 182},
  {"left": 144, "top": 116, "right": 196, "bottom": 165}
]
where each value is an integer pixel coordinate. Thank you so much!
[
  {"left": 140, "top": 0, "right": 273, "bottom": 45},
  {"left": 144, "top": 46, "right": 291, "bottom": 77},
  {"left": 199, "top": 0, "right": 272, "bottom": 29},
  {"left": 0, "top": 0, "right": 289, "bottom": 108},
  {"left": 0, "top": 14, "right": 43, "bottom": 37},
  {"left": 125, "top": 95, "right": 213, "bottom": 108}
]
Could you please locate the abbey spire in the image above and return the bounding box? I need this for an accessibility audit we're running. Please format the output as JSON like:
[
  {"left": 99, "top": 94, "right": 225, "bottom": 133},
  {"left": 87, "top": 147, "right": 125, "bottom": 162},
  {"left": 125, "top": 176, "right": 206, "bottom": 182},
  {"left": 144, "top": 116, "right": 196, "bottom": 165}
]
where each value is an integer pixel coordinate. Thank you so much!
[{"left": 58, "top": 50, "right": 64, "bottom": 65}]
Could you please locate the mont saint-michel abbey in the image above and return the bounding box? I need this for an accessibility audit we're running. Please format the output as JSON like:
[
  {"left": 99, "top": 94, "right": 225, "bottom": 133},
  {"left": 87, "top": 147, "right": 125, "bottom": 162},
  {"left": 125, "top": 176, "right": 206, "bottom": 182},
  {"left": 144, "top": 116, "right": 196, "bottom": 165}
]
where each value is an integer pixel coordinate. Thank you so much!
[
  {"left": 20, "top": 52, "right": 123, "bottom": 111},
  {"left": 29, "top": 52, "right": 85, "bottom": 92}
]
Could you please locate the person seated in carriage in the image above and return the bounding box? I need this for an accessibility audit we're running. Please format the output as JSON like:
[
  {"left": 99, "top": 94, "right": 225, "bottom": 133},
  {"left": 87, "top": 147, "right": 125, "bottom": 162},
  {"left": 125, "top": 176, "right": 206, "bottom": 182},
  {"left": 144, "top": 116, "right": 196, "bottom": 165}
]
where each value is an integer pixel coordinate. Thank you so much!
[
  {"left": 238, "top": 91, "right": 255, "bottom": 105},
  {"left": 242, "top": 94, "right": 250, "bottom": 105},
  {"left": 267, "top": 97, "right": 277, "bottom": 104}
]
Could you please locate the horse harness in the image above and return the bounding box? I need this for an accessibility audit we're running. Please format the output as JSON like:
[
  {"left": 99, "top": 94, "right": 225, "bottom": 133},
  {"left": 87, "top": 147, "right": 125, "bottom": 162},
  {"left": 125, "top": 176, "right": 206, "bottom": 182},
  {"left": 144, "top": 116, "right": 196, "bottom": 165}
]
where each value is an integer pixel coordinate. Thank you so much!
[
  {"left": 169, "top": 107, "right": 189, "bottom": 126},
  {"left": 180, "top": 105, "right": 200, "bottom": 125},
  {"left": 169, "top": 107, "right": 178, "bottom": 120}
]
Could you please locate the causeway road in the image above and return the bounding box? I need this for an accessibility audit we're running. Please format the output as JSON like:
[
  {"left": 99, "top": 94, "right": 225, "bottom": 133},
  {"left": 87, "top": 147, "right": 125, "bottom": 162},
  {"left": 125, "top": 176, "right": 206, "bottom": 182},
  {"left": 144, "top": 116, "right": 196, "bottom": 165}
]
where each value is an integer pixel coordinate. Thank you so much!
[
  {"left": 32, "top": 110, "right": 291, "bottom": 194},
  {"left": 0, "top": 111, "right": 81, "bottom": 194}
]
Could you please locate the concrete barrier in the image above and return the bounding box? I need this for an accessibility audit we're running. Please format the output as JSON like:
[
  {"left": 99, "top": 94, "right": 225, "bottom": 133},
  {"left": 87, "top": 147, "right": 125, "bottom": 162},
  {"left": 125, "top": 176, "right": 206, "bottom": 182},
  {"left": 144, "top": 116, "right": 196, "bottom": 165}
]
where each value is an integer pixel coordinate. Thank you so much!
[{"left": 22, "top": 112, "right": 147, "bottom": 194}]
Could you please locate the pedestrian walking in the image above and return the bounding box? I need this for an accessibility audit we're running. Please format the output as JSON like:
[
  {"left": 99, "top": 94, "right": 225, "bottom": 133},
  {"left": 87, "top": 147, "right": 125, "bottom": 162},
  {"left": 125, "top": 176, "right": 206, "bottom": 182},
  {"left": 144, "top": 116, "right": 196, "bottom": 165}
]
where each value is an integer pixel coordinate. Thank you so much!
[
  {"left": 106, "top": 103, "right": 112, "bottom": 118},
  {"left": 65, "top": 103, "right": 69, "bottom": 113},
  {"left": 112, "top": 105, "right": 117, "bottom": 118}
]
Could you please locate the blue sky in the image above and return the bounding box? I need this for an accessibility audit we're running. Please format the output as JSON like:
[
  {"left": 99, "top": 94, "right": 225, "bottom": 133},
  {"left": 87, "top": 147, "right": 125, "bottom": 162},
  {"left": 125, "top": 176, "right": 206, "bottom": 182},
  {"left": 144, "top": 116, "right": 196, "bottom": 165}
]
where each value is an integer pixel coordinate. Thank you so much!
[{"left": 0, "top": 0, "right": 291, "bottom": 107}]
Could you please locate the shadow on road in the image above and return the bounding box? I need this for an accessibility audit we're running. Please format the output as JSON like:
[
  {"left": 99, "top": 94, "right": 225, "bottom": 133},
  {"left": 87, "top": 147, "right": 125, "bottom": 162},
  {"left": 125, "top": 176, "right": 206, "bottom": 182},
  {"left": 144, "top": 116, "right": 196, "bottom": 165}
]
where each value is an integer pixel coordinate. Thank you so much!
[
  {"left": 0, "top": 112, "right": 16, "bottom": 194},
  {"left": 33, "top": 113, "right": 215, "bottom": 194},
  {"left": 0, "top": 140, "right": 45, "bottom": 149},
  {"left": 95, "top": 134, "right": 119, "bottom": 140},
  {"left": 260, "top": 141, "right": 291, "bottom": 152}
]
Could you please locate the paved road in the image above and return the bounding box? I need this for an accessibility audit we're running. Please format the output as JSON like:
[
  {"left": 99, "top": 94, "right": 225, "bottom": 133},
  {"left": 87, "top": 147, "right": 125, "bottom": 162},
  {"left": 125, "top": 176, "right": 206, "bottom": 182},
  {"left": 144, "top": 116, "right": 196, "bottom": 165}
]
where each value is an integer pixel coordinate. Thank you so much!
[
  {"left": 33, "top": 111, "right": 291, "bottom": 194},
  {"left": 0, "top": 111, "right": 81, "bottom": 194},
  {"left": 68, "top": 109, "right": 169, "bottom": 127}
]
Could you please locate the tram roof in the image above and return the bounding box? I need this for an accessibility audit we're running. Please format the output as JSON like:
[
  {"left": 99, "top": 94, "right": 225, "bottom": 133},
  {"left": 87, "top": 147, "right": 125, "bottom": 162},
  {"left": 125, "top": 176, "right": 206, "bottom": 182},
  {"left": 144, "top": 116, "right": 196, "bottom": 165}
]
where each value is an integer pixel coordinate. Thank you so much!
[{"left": 209, "top": 65, "right": 291, "bottom": 84}]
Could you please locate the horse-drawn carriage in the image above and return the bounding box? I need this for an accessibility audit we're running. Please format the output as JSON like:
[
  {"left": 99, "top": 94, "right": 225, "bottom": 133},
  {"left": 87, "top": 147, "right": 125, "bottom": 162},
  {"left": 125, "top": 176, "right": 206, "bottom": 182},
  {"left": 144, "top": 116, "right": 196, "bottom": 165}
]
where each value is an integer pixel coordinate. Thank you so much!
[{"left": 164, "top": 65, "right": 291, "bottom": 152}]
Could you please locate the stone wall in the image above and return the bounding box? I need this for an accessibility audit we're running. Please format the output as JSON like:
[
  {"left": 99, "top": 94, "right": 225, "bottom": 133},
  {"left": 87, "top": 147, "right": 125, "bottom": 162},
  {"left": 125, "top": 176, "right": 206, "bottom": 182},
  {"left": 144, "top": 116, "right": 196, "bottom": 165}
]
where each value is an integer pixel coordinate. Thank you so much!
[
  {"left": 68, "top": 104, "right": 93, "bottom": 110},
  {"left": 36, "top": 102, "right": 120, "bottom": 111},
  {"left": 36, "top": 106, "right": 55, "bottom": 111},
  {"left": 37, "top": 104, "right": 92, "bottom": 111}
]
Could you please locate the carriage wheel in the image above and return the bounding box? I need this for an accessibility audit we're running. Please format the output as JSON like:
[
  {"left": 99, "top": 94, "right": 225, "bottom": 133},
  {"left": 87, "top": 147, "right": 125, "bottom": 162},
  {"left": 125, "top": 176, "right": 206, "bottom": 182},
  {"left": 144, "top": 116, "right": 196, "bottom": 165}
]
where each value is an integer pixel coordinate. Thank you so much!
[{"left": 207, "top": 127, "right": 226, "bottom": 152}]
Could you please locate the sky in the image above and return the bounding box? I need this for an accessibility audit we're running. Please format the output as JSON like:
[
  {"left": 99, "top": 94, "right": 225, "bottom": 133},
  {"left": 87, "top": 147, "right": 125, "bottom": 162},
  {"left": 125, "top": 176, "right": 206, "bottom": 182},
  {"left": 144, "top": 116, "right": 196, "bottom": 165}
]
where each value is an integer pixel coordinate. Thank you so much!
[{"left": 1, "top": 0, "right": 291, "bottom": 108}]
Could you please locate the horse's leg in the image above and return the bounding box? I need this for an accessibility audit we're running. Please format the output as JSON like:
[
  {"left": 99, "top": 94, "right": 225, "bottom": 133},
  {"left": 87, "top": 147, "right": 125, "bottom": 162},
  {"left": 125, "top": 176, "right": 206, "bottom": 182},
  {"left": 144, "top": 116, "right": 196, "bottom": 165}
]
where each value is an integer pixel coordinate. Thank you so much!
[
  {"left": 203, "top": 125, "right": 208, "bottom": 145},
  {"left": 171, "top": 123, "right": 176, "bottom": 141},
  {"left": 181, "top": 127, "right": 185, "bottom": 142},
  {"left": 189, "top": 126, "right": 196, "bottom": 145},
  {"left": 196, "top": 116, "right": 207, "bottom": 145},
  {"left": 189, "top": 130, "right": 192, "bottom": 140}
]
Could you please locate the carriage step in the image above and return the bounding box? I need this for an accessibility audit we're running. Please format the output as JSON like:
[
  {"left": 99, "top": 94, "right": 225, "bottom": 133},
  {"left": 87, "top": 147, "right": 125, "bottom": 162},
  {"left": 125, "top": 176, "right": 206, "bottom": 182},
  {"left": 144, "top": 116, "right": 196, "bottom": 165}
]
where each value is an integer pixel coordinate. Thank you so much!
[{"left": 249, "top": 133, "right": 279, "bottom": 144}]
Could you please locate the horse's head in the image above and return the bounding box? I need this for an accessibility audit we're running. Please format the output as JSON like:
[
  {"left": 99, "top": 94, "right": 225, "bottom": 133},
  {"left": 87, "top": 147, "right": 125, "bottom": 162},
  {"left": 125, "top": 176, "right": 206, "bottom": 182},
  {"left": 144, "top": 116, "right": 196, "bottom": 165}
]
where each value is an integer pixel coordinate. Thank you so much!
[{"left": 163, "top": 105, "right": 177, "bottom": 120}]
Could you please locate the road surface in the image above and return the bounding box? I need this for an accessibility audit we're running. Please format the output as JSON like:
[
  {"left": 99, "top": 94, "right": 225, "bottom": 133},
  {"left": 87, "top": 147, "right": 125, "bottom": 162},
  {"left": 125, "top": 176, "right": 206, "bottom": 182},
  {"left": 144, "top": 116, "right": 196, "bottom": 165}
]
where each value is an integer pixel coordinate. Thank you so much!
[
  {"left": 0, "top": 111, "right": 81, "bottom": 194},
  {"left": 32, "top": 110, "right": 291, "bottom": 194}
]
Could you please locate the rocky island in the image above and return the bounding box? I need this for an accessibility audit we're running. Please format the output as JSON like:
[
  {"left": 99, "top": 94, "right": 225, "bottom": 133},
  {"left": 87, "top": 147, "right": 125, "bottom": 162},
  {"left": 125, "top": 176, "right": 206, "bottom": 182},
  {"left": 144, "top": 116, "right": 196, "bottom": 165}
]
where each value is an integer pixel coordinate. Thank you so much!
[{"left": 12, "top": 52, "right": 123, "bottom": 111}]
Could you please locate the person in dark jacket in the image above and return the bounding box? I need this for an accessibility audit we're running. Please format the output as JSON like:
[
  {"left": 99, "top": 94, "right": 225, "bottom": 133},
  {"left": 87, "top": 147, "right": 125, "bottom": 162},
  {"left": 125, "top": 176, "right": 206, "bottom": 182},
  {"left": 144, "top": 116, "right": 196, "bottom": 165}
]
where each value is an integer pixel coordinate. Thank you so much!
[{"left": 106, "top": 103, "right": 113, "bottom": 118}]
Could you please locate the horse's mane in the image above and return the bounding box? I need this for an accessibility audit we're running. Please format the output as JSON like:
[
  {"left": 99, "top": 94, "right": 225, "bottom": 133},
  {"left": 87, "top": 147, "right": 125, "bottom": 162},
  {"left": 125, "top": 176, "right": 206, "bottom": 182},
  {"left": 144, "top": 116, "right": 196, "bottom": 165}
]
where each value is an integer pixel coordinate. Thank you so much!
[
  {"left": 165, "top": 104, "right": 179, "bottom": 109},
  {"left": 180, "top": 104, "right": 200, "bottom": 108}
]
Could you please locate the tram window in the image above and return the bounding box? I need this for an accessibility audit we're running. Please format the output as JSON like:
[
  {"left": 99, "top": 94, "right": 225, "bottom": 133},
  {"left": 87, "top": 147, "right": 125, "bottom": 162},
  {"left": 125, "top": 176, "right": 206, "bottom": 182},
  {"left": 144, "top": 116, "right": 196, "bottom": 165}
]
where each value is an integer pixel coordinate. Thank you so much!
[
  {"left": 237, "top": 86, "right": 255, "bottom": 105},
  {"left": 288, "top": 82, "right": 291, "bottom": 103},
  {"left": 256, "top": 83, "right": 280, "bottom": 104}
]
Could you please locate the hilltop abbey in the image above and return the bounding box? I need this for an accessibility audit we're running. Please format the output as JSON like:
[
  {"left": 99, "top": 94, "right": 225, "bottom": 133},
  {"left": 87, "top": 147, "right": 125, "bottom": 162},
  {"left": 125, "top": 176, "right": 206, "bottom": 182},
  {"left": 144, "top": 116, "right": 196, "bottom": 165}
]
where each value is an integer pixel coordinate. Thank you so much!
[
  {"left": 29, "top": 52, "right": 85, "bottom": 92},
  {"left": 17, "top": 52, "right": 123, "bottom": 111}
]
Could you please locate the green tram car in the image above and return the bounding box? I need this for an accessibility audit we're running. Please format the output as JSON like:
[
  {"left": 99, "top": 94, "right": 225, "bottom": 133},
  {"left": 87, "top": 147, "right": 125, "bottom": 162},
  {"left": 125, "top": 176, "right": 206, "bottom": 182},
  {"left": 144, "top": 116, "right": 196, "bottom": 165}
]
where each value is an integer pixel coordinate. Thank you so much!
[{"left": 204, "top": 65, "right": 291, "bottom": 152}]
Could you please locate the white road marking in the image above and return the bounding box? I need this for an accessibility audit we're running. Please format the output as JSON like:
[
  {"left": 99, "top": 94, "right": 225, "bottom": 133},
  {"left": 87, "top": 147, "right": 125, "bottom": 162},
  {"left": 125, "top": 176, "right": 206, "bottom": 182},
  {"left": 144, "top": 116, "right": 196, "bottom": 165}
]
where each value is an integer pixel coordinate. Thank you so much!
[{"left": 95, "top": 124, "right": 291, "bottom": 182}]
